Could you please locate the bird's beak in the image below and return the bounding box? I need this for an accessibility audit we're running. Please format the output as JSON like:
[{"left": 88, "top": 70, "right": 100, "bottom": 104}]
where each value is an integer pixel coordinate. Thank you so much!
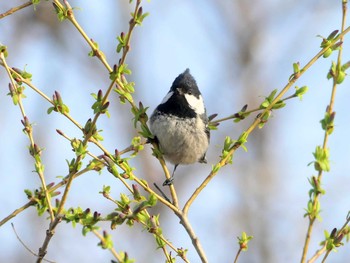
[{"left": 176, "top": 88, "right": 183, "bottom": 95}]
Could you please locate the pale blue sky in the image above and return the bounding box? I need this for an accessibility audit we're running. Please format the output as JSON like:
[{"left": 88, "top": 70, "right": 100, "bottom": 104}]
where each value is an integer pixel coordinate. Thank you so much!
[{"left": 1, "top": 1, "right": 349, "bottom": 262}]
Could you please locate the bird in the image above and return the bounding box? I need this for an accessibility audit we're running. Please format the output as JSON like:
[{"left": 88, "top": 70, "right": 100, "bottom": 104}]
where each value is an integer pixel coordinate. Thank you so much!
[{"left": 150, "top": 69, "right": 210, "bottom": 185}]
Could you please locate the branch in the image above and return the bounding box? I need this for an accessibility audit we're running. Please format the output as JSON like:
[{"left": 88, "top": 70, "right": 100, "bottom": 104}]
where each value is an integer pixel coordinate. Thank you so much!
[
  {"left": 307, "top": 245, "right": 326, "bottom": 263},
  {"left": 11, "top": 223, "right": 55, "bottom": 263},
  {"left": 178, "top": 213, "right": 208, "bottom": 263},
  {"left": 0, "top": 53, "right": 55, "bottom": 222},
  {"left": 37, "top": 215, "right": 63, "bottom": 263},
  {"left": 307, "top": 211, "right": 350, "bottom": 262},
  {"left": 0, "top": 201, "right": 35, "bottom": 227},
  {"left": 301, "top": 2, "right": 348, "bottom": 262},
  {"left": 92, "top": 230, "right": 122, "bottom": 262},
  {"left": 184, "top": 24, "right": 350, "bottom": 216},
  {"left": 183, "top": 142, "right": 240, "bottom": 215},
  {"left": 52, "top": 0, "right": 112, "bottom": 72},
  {"left": 0, "top": 138, "right": 149, "bottom": 228},
  {"left": 233, "top": 248, "right": 243, "bottom": 263},
  {"left": 0, "top": 1, "right": 32, "bottom": 19}
]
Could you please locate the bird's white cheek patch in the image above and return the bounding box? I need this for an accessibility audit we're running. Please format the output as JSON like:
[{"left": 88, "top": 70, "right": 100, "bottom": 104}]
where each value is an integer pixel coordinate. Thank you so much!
[
  {"left": 184, "top": 94, "right": 205, "bottom": 114},
  {"left": 160, "top": 91, "right": 174, "bottom": 104}
]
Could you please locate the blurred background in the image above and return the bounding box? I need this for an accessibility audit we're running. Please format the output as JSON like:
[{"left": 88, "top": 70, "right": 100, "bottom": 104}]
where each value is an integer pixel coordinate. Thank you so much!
[{"left": 1, "top": 1, "right": 350, "bottom": 262}]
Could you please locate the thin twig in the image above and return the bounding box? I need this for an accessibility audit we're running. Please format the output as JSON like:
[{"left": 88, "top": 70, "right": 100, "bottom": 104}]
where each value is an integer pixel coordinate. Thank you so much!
[
  {"left": 53, "top": 0, "right": 112, "bottom": 73},
  {"left": 0, "top": 53, "right": 55, "bottom": 223},
  {"left": 132, "top": 176, "right": 178, "bottom": 212},
  {"left": 101, "top": 186, "right": 190, "bottom": 262},
  {"left": 3, "top": 66, "right": 114, "bottom": 157},
  {"left": 11, "top": 223, "right": 56, "bottom": 263},
  {"left": 0, "top": 170, "right": 83, "bottom": 228},
  {"left": 307, "top": 211, "right": 350, "bottom": 262},
  {"left": 233, "top": 248, "right": 242, "bottom": 263},
  {"left": 321, "top": 250, "right": 331, "bottom": 263},
  {"left": 0, "top": 138, "right": 150, "bottom": 228},
  {"left": 183, "top": 142, "right": 240, "bottom": 216},
  {"left": 92, "top": 230, "right": 122, "bottom": 262},
  {"left": 307, "top": 245, "right": 326, "bottom": 263},
  {"left": 161, "top": 246, "right": 172, "bottom": 263},
  {"left": 0, "top": 1, "right": 33, "bottom": 19},
  {"left": 37, "top": 215, "right": 63, "bottom": 263},
  {"left": 301, "top": 2, "right": 348, "bottom": 262},
  {"left": 36, "top": 0, "right": 113, "bottom": 256},
  {"left": 35, "top": 1, "right": 149, "bottom": 261},
  {"left": 178, "top": 213, "right": 208, "bottom": 263},
  {"left": 0, "top": 201, "right": 35, "bottom": 227},
  {"left": 211, "top": 93, "right": 299, "bottom": 125},
  {"left": 184, "top": 25, "right": 350, "bottom": 217},
  {"left": 160, "top": 159, "right": 179, "bottom": 207},
  {"left": 153, "top": 183, "right": 171, "bottom": 203}
]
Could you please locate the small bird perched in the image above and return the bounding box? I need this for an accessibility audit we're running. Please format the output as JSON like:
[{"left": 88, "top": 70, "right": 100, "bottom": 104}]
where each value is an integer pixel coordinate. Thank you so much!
[{"left": 150, "top": 69, "right": 210, "bottom": 185}]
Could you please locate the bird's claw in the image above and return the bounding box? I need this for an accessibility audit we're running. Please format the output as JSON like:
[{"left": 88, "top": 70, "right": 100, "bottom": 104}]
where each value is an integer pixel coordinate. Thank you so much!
[{"left": 163, "top": 177, "right": 174, "bottom": 186}]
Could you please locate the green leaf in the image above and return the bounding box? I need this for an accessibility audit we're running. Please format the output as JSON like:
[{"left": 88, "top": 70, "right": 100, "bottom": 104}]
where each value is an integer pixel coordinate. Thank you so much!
[
  {"left": 90, "top": 90, "right": 110, "bottom": 116},
  {"left": 223, "top": 136, "right": 234, "bottom": 150},
  {"left": 326, "top": 30, "right": 339, "bottom": 41},
  {"left": 237, "top": 232, "right": 253, "bottom": 251},
  {"left": 258, "top": 111, "right": 271, "bottom": 129},
  {"left": 98, "top": 231, "right": 114, "bottom": 249},
  {"left": 295, "top": 86, "right": 308, "bottom": 100},
  {"left": 102, "top": 185, "right": 111, "bottom": 194},
  {"left": 320, "top": 111, "right": 335, "bottom": 135},
  {"left": 21, "top": 69, "right": 32, "bottom": 80},
  {"left": 139, "top": 124, "right": 152, "bottom": 138},
  {"left": 336, "top": 70, "right": 346, "bottom": 84},
  {"left": 327, "top": 61, "right": 337, "bottom": 80},
  {"left": 31, "top": 0, "right": 41, "bottom": 6},
  {"left": 323, "top": 48, "right": 332, "bottom": 58},
  {"left": 48, "top": 91, "right": 70, "bottom": 114},
  {"left": 211, "top": 164, "right": 221, "bottom": 173},
  {"left": 114, "top": 88, "right": 127, "bottom": 104},
  {"left": 118, "top": 64, "right": 132, "bottom": 75},
  {"left": 260, "top": 100, "right": 270, "bottom": 108},
  {"left": 131, "top": 136, "right": 144, "bottom": 156},
  {"left": 155, "top": 235, "right": 166, "bottom": 249},
  {"left": 147, "top": 193, "right": 157, "bottom": 207},
  {"left": 318, "top": 30, "right": 338, "bottom": 49},
  {"left": 52, "top": 2, "right": 68, "bottom": 21},
  {"left": 117, "top": 251, "right": 135, "bottom": 263},
  {"left": 293, "top": 62, "right": 300, "bottom": 74},
  {"left": 271, "top": 100, "right": 286, "bottom": 109},
  {"left": 260, "top": 89, "right": 278, "bottom": 109},
  {"left": 124, "top": 82, "right": 135, "bottom": 93},
  {"left": 116, "top": 32, "right": 128, "bottom": 53},
  {"left": 267, "top": 89, "right": 278, "bottom": 101},
  {"left": 0, "top": 45, "right": 8, "bottom": 58},
  {"left": 238, "top": 132, "right": 248, "bottom": 148},
  {"left": 134, "top": 8, "right": 150, "bottom": 25},
  {"left": 47, "top": 107, "right": 54, "bottom": 114},
  {"left": 24, "top": 189, "right": 33, "bottom": 198},
  {"left": 312, "top": 146, "right": 330, "bottom": 172},
  {"left": 341, "top": 61, "right": 350, "bottom": 71}
]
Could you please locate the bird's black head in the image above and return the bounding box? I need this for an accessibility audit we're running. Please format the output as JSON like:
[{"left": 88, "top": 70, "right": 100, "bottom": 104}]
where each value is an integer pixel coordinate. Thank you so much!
[
  {"left": 155, "top": 69, "right": 204, "bottom": 118},
  {"left": 170, "top": 68, "right": 201, "bottom": 99}
]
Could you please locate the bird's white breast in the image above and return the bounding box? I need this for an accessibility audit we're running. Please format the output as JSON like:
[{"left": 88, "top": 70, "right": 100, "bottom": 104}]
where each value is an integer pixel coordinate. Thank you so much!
[{"left": 150, "top": 114, "right": 208, "bottom": 165}]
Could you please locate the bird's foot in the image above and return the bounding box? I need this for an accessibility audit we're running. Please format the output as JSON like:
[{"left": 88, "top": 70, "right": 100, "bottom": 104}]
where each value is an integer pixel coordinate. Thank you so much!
[{"left": 163, "top": 177, "right": 174, "bottom": 186}]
